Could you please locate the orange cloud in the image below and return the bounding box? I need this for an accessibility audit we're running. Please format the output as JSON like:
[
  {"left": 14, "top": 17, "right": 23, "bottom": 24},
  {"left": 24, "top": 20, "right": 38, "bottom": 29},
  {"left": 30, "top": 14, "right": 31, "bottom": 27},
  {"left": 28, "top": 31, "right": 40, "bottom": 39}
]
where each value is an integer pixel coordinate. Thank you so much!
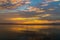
[
  {"left": 3, "top": 13, "right": 54, "bottom": 24},
  {"left": 4, "top": 17, "right": 54, "bottom": 24},
  {"left": 23, "top": 20, "right": 54, "bottom": 24},
  {"left": 48, "top": 8, "right": 55, "bottom": 11}
]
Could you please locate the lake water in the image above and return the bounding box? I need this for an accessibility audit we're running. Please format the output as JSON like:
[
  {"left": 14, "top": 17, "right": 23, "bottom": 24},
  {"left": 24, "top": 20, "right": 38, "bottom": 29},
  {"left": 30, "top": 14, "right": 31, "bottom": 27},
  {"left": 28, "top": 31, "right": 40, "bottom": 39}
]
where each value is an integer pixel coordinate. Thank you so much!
[{"left": 0, "top": 25, "right": 60, "bottom": 40}]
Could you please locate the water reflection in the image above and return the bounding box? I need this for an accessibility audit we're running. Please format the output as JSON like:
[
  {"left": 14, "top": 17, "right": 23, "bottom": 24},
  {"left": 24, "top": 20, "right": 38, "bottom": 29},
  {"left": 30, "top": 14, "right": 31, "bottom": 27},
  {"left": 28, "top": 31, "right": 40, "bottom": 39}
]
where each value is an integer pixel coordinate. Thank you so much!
[{"left": 0, "top": 25, "right": 60, "bottom": 40}]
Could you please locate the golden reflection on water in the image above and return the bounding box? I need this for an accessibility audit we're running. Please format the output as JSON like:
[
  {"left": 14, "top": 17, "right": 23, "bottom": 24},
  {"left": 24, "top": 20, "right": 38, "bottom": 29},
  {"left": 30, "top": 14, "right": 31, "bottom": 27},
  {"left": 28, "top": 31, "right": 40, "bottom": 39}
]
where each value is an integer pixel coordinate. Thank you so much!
[
  {"left": 8, "top": 25, "right": 54, "bottom": 32},
  {"left": 0, "top": 25, "right": 59, "bottom": 33},
  {"left": 0, "top": 25, "right": 60, "bottom": 40}
]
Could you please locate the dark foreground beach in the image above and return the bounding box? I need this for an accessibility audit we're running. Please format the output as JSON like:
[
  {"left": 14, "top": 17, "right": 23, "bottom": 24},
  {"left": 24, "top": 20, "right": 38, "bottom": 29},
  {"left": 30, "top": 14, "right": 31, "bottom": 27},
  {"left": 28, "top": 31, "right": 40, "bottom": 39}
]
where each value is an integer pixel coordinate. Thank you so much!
[{"left": 0, "top": 25, "right": 60, "bottom": 40}]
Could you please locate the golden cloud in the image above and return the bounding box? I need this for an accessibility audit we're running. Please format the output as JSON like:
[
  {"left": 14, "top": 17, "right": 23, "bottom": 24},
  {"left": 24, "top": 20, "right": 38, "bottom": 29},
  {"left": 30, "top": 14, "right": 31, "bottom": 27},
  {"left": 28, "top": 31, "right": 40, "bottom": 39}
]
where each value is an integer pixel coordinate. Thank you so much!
[
  {"left": 48, "top": 8, "right": 55, "bottom": 11},
  {"left": 4, "top": 17, "right": 54, "bottom": 24},
  {"left": 41, "top": 14, "right": 51, "bottom": 17}
]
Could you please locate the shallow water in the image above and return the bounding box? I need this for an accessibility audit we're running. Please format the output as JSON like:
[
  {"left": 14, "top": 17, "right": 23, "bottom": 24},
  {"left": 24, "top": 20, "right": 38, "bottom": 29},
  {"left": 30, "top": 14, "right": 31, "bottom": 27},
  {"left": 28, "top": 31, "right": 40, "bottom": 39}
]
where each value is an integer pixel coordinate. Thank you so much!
[{"left": 0, "top": 25, "right": 60, "bottom": 40}]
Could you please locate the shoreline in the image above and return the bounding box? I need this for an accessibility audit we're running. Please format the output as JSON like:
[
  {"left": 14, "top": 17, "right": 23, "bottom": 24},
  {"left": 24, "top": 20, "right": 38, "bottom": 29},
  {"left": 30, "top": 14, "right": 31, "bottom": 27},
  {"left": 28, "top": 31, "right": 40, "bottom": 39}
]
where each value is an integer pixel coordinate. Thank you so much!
[{"left": 0, "top": 23, "right": 60, "bottom": 25}]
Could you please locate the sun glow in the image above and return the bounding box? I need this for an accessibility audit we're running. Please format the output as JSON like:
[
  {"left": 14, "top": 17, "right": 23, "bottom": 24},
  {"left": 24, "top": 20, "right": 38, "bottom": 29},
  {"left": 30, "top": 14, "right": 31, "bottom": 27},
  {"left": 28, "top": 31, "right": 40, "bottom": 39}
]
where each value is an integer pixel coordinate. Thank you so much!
[{"left": 4, "top": 17, "right": 54, "bottom": 24}]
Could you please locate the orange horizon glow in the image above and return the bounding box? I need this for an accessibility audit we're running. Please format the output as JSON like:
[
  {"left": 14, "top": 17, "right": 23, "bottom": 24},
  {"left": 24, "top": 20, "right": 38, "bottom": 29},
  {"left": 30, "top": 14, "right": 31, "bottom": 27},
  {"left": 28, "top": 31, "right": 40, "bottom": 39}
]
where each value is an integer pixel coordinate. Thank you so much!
[{"left": 4, "top": 17, "right": 59, "bottom": 24}]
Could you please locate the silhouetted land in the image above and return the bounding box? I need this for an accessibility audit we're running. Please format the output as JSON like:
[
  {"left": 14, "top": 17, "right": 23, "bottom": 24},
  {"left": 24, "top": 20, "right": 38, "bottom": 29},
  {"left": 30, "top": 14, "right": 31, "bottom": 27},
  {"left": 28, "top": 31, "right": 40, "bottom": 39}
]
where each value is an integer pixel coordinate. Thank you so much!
[{"left": 0, "top": 23, "right": 60, "bottom": 25}]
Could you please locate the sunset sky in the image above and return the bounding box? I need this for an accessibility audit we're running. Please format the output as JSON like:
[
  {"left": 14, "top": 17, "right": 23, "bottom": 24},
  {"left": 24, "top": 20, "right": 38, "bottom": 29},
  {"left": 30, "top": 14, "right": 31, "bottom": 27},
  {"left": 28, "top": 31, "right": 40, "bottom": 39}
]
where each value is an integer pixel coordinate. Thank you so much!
[{"left": 0, "top": 0, "right": 60, "bottom": 24}]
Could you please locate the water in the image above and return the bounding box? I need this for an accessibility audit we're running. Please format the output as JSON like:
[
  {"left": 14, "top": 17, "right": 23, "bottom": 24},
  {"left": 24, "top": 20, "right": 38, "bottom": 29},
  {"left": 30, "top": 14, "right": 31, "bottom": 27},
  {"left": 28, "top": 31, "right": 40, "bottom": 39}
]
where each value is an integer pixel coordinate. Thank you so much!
[{"left": 0, "top": 25, "right": 60, "bottom": 40}]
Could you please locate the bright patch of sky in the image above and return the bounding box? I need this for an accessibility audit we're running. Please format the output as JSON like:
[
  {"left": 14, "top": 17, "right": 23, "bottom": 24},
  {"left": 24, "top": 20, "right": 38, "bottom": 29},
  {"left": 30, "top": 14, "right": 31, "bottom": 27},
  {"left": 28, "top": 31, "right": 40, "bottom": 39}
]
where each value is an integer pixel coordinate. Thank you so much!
[
  {"left": 54, "top": 0, "right": 60, "bottom": 1},
  {"left": 30, "top": 0, "right": 43, "bottom": 6}
]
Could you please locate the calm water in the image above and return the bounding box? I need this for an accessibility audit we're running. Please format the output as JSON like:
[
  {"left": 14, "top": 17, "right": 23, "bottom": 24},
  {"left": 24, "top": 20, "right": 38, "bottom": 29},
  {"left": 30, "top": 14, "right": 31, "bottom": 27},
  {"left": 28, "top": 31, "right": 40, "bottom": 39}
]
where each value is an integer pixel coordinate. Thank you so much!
[{"left": 0, "top": 25, "right": 60, "bottom": 40}]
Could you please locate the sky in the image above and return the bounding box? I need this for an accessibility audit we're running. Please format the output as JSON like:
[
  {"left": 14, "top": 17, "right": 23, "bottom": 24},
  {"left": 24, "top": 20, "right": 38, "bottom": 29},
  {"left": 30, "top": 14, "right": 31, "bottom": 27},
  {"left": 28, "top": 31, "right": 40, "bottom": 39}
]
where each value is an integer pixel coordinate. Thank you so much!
[
  {"left": 0, "top": 0, "right": 60, "bottom": 23},
  {"left": 0, "top": 0, "right": 60, "bottom": 39}
]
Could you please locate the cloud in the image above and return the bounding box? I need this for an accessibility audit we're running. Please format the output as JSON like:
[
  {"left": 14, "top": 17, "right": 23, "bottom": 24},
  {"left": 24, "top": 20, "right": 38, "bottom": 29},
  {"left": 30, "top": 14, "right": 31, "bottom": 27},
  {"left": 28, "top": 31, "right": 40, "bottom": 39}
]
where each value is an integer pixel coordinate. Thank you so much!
[
  {"left": 41, "top": 14, "right": 51, "bottom": 17},
  {"left": 23, "top": 6, "right": 45, "bottom": 13},
  {"left": 0, "top": 0, "right": 30, "bottom": 9},
  {"left": 53, "top": 0, "right": 60, "bottom": 1},
  {"left": 48, "top": 8, "right": 55, "bottom": 11},
  {"left": 41, "top": 3, "right": 49, "bottom": 6}
]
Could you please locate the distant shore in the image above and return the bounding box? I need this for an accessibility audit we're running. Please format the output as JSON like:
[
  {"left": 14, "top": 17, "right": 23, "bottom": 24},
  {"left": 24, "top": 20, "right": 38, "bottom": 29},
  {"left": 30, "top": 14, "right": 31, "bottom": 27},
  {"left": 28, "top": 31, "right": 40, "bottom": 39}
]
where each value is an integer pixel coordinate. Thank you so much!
[{"left": 0, "top": 23, "right": 60, "bottom": 25}]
